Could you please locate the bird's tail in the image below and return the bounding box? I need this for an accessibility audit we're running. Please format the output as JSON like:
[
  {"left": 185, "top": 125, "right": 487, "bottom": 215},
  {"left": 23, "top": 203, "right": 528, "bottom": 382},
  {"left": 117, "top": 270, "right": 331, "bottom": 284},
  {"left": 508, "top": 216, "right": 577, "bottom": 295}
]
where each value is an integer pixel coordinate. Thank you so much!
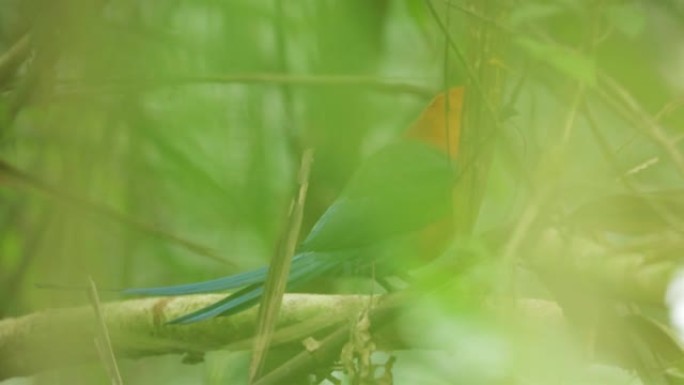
[{"left": 124, "top": 252, "right": 339, "bottom": 324}]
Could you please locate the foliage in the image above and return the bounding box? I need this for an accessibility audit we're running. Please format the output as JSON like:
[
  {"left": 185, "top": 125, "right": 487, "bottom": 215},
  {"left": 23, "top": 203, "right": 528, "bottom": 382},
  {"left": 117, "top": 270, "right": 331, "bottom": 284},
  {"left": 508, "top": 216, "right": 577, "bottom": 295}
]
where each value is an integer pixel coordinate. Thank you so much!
[{"left": 1, "top": 0, "right": 684, "bottom": 384}]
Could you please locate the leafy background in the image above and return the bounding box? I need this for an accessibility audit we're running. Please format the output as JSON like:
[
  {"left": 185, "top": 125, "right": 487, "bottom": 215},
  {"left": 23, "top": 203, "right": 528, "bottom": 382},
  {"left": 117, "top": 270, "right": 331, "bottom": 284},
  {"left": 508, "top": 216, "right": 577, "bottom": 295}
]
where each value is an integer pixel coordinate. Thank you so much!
[{"left": 2, "top": 0, "right": 684, "bottom": 384}]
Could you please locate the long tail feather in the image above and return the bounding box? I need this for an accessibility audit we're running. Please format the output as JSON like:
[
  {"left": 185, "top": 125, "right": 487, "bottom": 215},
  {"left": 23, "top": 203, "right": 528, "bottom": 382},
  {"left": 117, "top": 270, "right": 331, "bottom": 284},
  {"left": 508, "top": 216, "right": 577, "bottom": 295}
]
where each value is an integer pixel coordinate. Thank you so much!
[
  {"left": 168, "top": 255, "right": 338, "bottom": 324},
  {"left": 122, "top": 267, "right": 269, "bottom": 296},
  {"left": 123, "top": 255, "right": 317, "bottom": 296},
  {"left": 169, "top": 283, "right": 266, "bottom": 324}
]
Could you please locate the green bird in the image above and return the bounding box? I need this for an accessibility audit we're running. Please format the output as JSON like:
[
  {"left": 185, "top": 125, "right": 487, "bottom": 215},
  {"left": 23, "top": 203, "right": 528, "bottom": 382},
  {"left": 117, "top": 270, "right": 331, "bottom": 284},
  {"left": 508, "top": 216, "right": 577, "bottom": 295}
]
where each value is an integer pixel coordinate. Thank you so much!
[{"left": 125, "top": 87, "right": 465, "bottom": 324}]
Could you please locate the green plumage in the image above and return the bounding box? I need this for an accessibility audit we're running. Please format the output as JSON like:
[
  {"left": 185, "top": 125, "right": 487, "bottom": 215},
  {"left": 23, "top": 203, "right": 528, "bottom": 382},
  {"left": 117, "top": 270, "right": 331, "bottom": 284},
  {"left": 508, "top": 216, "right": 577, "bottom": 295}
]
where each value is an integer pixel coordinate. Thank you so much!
[{"left": 125, "top": 139, "right": 456, "bottom": 323}]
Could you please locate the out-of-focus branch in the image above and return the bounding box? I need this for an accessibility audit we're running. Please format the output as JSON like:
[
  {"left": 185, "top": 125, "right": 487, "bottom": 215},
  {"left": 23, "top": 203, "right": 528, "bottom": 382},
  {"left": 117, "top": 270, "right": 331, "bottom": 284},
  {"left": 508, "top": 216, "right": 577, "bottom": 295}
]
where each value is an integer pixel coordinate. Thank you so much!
[
  {"left": 53, "top": 74, "right": 434, "bottom": 97},
  {"left": 0, "top": 293, "right": 565, "bottom": 381},
  {"left": 0, "top": 294, "right": 377, "bottom": 381}
]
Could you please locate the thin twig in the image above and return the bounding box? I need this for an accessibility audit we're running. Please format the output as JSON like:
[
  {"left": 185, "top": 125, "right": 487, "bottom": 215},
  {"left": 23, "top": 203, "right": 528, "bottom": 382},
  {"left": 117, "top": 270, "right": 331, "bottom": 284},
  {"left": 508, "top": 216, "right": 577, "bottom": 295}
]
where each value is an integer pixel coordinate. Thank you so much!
[
  {"left": 87, "top": 277, "right": 123, "bottom": 385},
  {"left": 445, "top": 0, "right": 515, "bottom": 34},
  {"left": 582, "top": 102, "right": 684, "bottom": 234},
  {"left": 0, "top": 34, "right": 31, "bottom": 87},
  {"left": 596, "top": 74, "right": 684, "bottom": 179},
  {"left": 273, "top": 0, "right": 301, "bottom": 155},
  {"left": 253, "top": 294, "right": 402, "bottom": 385},
  {"left": 249, "top": 149, "right": 314, "bottom": 383},
  {"left": 561, "top": 84, "right": 585, "bottom": 144},
  {"left": 53, "top": 74, "right": 434, "bottom": 98},
  {"left": 499, "top": 79, "right": 584, "bottom": 304},
  {"left": 425, "top": 0, "right": 504, "bottom": 128}
]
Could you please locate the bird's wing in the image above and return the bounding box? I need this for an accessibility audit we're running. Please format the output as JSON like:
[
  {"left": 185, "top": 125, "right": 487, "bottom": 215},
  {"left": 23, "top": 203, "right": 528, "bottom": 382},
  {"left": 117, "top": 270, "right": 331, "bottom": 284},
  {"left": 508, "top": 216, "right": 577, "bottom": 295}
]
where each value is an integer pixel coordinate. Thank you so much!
[
  {"left": 299, "top": 140, "right": 455, "bottom": 253},
  {"left": 124, "top": 88, "right": 463, "bottom": 323}
]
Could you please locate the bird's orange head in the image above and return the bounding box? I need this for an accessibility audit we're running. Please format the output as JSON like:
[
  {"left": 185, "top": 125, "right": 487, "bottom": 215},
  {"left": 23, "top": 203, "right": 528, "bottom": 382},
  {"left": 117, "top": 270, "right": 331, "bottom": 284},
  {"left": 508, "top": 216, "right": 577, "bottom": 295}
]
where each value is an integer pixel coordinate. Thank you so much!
[
  {"left": 405, "top": 87, "right": 465, "bottom": 160},
  {"left": 402, "top": 87, "right": 465, "bottom": 264}
]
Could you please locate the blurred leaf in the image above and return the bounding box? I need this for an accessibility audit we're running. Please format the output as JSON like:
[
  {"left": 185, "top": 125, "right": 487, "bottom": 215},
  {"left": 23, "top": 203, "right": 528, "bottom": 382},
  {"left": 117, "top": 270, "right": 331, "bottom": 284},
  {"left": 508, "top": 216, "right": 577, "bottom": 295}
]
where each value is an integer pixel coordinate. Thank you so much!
[
  {"left": 509, "top": 3, "right": 565, "bottom": 28},
  {"left": 405, "top": 0, "right": 429, "bottom": 29},
  {"left": 567, "top": 190, "right": 684, "bottom": 235},
  {"left": 516, "top": 37, "right": 596, "bottom": 85},
  {"left": 627, "top": 313, "right": 684, "bottom": 367},
  {"left": 607, "top": 3, "right": 646, "bottom": 38},
  {"left": 0, "top": 158, "right": 230, "bottom": 264}
]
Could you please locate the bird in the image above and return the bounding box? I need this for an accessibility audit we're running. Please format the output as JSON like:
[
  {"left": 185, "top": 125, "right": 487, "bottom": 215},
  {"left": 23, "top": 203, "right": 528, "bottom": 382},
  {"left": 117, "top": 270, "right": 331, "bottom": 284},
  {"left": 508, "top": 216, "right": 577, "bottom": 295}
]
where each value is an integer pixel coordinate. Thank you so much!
[{"left": 125, "top": 87, "right": 465, "bottom": 324}]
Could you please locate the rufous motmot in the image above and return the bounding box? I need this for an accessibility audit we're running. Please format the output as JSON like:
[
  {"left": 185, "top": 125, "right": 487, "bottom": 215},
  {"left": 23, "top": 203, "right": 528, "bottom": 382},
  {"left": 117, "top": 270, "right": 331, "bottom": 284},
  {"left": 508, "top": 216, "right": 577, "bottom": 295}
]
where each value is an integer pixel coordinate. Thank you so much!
[{"left": 126, "top": 87, "right": 465, "bottom": 324}]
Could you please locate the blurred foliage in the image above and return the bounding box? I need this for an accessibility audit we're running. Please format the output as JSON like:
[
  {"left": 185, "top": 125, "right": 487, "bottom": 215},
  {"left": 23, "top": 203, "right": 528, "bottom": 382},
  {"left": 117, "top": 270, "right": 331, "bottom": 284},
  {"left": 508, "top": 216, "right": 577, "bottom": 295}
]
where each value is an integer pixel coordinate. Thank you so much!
[{"left": 3, "top": 0, "right": 684, "bottom": 384}]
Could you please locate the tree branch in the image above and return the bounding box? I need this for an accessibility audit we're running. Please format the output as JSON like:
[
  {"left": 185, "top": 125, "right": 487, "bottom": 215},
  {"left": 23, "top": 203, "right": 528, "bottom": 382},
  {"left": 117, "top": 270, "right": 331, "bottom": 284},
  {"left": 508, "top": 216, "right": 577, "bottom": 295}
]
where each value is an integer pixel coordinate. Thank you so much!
[
  {"left": 0, "top": 294, "right": 378, "bottom": 381},
  {"left": 0, "top": 293, "right": 564, "bottom": 381}
]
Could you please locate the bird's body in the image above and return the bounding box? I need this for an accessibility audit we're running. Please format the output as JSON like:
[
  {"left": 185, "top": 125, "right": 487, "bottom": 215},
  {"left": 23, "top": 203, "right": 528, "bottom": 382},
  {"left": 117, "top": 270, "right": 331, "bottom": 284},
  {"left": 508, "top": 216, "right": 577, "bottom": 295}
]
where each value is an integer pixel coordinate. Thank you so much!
[{"left": 126, "top": 87, "right": 465, "bottom": 323}]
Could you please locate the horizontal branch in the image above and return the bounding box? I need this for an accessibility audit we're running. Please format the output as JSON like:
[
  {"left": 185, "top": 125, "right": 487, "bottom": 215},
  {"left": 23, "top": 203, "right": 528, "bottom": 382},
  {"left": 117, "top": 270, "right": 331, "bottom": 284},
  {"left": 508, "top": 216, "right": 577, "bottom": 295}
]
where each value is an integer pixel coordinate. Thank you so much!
[
  {"left": 0, "top": 294, "right": 378, "bottom": 381},
  {"left": 0, "top": 293, "right": 564, "bottom": 381}
]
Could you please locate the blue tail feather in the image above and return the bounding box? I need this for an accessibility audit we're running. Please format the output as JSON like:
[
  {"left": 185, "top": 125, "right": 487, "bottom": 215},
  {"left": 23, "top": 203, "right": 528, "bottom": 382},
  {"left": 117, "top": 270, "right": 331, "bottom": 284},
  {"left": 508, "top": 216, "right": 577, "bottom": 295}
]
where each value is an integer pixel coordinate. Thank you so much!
[
  {"left": 122, "top": 267, "right": 269, "bottom": 296},
  {"left": 123, "top": 255, "right": 316, "bottom": 297},
  {"left": 166, "top": 255, "right": 338, "bottom": 324},
  {"left": 169, "top": 283, "right": 265, "bottom": 324}
]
